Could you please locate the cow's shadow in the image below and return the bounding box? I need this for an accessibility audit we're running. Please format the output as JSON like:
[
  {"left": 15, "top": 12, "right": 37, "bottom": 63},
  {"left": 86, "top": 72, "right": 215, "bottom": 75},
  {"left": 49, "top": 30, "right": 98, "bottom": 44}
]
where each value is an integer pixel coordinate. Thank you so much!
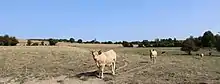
[
  {"left": 75, "top": 70, "right": 98, "bottom": 79},
  {"left": 139, "top": 61, "right": 150, "bottom": 64},
  {"left": 74, "top": 70, "right": 114, "bottom": 80}
]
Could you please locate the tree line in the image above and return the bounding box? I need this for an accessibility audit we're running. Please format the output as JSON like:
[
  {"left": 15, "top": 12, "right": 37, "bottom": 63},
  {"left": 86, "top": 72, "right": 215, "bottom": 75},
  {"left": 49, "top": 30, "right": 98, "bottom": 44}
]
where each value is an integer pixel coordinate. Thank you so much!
[
  {"left": 1, "top": 30, "right": 220, "bottom": 54},
  {"left": 29, "top": 38, "right": 117, "bottom": 45},
  {"left": 121, "top": 30, "right": 220, "bottom": 54},
  {"left": 180, "top": 30, "right": 220, "bottom": 55},
  {"left": 122, "top": 38, "right": 183, "bottom": 47}
]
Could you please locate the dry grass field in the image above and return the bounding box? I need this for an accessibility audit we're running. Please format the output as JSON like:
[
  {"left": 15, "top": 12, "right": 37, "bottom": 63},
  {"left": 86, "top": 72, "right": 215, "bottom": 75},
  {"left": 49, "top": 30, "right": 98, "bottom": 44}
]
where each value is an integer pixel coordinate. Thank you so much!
[{"left": 0, "top": 44, "right": 220, "bottom": 84}]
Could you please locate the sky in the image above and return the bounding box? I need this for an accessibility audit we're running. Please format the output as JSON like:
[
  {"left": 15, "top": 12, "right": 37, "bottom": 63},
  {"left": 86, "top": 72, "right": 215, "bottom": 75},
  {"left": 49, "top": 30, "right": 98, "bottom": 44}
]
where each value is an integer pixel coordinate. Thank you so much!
[{"left": 0, "top": 0, "right": 220, "bottom": 42}]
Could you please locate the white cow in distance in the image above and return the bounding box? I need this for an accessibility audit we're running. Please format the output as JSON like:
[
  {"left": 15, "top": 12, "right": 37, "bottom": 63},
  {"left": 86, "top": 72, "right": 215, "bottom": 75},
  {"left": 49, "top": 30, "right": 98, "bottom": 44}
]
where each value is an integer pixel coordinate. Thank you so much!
[
  {"left": 200, "top": 53, "right": 204, "bottom": 58},
  {"left": 150, "top": 49, "right": 157, "bottom": 64}
]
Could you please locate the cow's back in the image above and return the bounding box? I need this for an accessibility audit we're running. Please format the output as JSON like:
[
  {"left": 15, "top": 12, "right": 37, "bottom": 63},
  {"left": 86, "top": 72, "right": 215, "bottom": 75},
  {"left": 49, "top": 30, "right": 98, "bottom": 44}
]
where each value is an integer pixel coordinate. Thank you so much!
[
  {"left": 104, "top": 50, "right": 116, "bottom": 64},
  {"left": 150, "top": 50, "right": 157, "bottom": 57}
]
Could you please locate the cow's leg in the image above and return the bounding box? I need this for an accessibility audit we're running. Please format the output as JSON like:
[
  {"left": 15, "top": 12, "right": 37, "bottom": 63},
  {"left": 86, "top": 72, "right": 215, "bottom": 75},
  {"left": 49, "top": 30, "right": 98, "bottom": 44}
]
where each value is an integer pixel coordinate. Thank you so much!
[
  {"left": 112, "top": 62, "right": 116, "bottom": 75},
  {"left": 150, "top": 56, "right": 153, "bottom": 62},
  {"left": 100, "top": 64, "right": 105, "bottom": 79},
  {"left": 96, "top": 62, "right": 101, "bottom": 77},
  {"left": 98, "top": 68, "right": 101, "bottom": 78},
  {"left": 153, "top": 57, "right": 156, "bottom": 64}
]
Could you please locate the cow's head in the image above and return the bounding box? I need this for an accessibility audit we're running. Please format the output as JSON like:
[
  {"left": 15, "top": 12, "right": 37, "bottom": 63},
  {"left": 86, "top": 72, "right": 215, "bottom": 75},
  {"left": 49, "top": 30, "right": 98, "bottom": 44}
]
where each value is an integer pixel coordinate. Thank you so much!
[{"left": 91, "top": 50, "right": 102, "bottom": 59}]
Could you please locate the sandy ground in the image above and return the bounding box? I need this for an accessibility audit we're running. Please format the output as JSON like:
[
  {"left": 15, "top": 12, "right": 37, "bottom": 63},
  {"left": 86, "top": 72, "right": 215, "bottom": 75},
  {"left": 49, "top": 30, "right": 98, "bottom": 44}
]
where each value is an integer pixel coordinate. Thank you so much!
[{"left": 0, "top": 46, "right": 220, "bottom": 84}]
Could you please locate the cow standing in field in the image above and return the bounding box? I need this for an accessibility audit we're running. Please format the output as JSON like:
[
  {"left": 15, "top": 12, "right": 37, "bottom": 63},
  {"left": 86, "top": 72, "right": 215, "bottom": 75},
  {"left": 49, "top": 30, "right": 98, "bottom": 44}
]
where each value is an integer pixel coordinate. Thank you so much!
[
  {"left": 161, "top": 51, "right": 167, "bottom": 56},
  {"left": 161, "top": 51, "right": 166, "bottom": 54},
  {"left": 91, "top": 49, "right": 117, "bottom": 79},
  {"left": 200, "top": 53, "right": 204, "bottom": 58},
  {"left": 150, "top": 49, "right": 157, "bottom": 64},
  {"left": 209, "top": 49, "right": 212, "bottom": 56}
]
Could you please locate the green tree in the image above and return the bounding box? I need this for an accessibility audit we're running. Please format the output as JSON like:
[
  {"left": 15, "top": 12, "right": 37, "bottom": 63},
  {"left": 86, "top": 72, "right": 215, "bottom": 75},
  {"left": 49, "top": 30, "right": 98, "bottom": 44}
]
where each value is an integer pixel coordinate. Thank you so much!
[
  {"left": 201, "top": 30, "right": 215, "bottom": 47},
  {"left": 10, "top": 37, "right": 19, "bottom": 46},
  {"left": 215, "top": 34, "right": 220, "bottom": 52},
  {"left": 122, "top": 41, "right": 133, "bottom": 47},
  {"left": 90, "top": 38, "right": 99, "bottom": 44},
  {"left": 107, "top": 41, "right": 113, "bottom": 44},
  {"left": 3, "top": 34, "right": 10, "bottom": 46},
  {"left": 114, "top": 41, "right": 122, "bottom": 44},
  {"left": 0, "top": 36, "right": 4, "bottom": 46},
  {"left": 3, "top": 34, "right": 9, "bottom": 38},
  {"left": 41, "top": 41, "right": 44, "bottom": 45},
  {"left": 181, "top": 38, "right": 200, "bottom": 55},
  {"left": 27, "top": 40, "right": 32, "bottom": 46},
  {"left": 131, "top": 41, "right": 140, "bottom": 44},
  {"left": 77, "top": 39, "right": 83, "bottom": 43},
  {"left": 31, "top": 42, "right": 39, "bottom": 46},
  {"left": 48, "top": 38, "right": 58, "bottom": 45},
  {"left": 194, "top": 37, "right": 202, "bottom": 47},
  {"left": 138, "top": 43, "right": 144, "bottom": 47},
  {"left": 174, "top": 38, "right": 177, "bottom": 42},
  {"left": 69, "top": 38, "right": 75, "bottom": 43},
  {"left": 142, "top": 40, "right": 150, "bottom": 47},
  {"left": 0, "top": 35, "right": 19, "bottom": 46}
]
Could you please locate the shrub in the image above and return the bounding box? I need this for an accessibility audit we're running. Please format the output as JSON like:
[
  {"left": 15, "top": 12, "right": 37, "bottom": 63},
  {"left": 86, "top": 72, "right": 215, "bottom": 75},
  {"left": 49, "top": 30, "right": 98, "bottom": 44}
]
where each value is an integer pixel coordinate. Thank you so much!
[
  {"left": 69, "top": 38, "right": 75, "bottom": 43},
  {"left": 122, "top": 41, "right": 129, "bottom": 47},
  {"left": 107, "top": 41, "right": 113, "bottom": 44},
  {"left": 41, "top": 41, "right": 44, "bottom": 45},
  {"left": 201, "top": 30, "right": 215, "bottom": 47},
  {"left": 194, "top": 37, "right": 202, "bottom": 47},
  {"left": 181, "top": 38, "right": 200, "bottom": 55},
  {"left": 128, "top": 43, "right": 133, "bottom": 47},
  {"left": 131, "top": 41, "right": 140, "bottom": 44},
  {"left": 77, "top": 39, "right": 83, "bottom": 43},
  {"left": 215, "top": 35, "right": 220, "bottom": 52},
  {"left": 0, "top": 34, "right": 19, "bottom": 46},
  {"left": 122, "top": 41, "right": 133, "bottom": 47},
  {"left": 114, "top": 41, "right": 122, "bottom": 44},
  {"left": 27, "top": 40, "right": 32, "bottom": 46},
  {"left": 48, "top": 38, "right": 58, "bottom": 45},
  {"left": 10, "top": 37, "right": 19, "bottom": 46},
  {"left": 142, "top": 40, "right": 150, "bottom": 47},
  {"left": 138, "top": 43, "right": 144, "bottom": 47},
  {"left": 31, "top": 42, "right": 39, "bottom": 46},
  {"left": 3, "top": 35, "right": 10, "bottom": 46}
]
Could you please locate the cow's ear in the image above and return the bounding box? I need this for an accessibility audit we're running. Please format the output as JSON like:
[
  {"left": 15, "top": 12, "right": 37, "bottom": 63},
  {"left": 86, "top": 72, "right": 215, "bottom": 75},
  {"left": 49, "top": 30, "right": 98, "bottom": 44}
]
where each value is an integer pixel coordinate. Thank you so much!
[
  {"left": 90, "top": 50, "right": 94, "bottom": 54},
  {"left": 98, "top": 50, "right": 102, "bottom": 55}
]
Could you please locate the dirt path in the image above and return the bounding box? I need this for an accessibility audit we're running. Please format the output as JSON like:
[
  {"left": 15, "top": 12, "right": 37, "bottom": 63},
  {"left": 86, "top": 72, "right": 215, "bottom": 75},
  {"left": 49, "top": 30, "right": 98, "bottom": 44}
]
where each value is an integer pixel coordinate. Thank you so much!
[
  {"left": 115, "top": 54, "right": 129, "bottom": 73},
  {"left": 116, "top": 59, "right": 128, "bottom": 72}
]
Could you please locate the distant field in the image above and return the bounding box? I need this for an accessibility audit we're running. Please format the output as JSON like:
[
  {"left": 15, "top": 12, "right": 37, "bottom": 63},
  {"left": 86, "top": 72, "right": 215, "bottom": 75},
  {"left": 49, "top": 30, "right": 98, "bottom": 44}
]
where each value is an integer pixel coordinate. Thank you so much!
[
  {"left": 0, "top": 45, "right": 220, "bottom": 84},
  {"left": 71, "top": 43, "right": 124, "bottom": 48}
]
